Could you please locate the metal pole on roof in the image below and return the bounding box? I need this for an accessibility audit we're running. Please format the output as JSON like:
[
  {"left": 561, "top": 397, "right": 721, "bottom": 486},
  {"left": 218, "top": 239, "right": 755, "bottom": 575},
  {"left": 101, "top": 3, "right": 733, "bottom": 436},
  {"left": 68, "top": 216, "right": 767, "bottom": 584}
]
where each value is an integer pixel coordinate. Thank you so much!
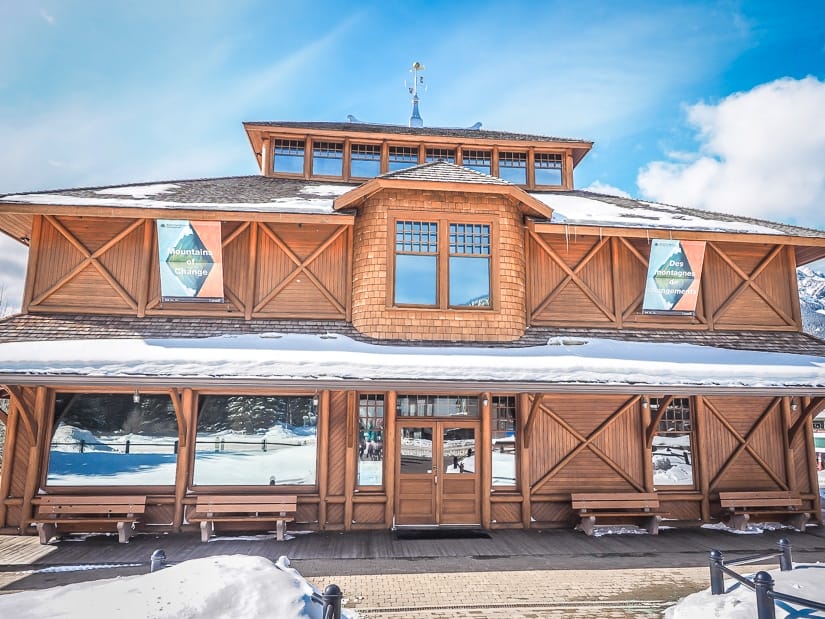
[{"left": 407, "top": 62, "right": 425, "bottom": 128}]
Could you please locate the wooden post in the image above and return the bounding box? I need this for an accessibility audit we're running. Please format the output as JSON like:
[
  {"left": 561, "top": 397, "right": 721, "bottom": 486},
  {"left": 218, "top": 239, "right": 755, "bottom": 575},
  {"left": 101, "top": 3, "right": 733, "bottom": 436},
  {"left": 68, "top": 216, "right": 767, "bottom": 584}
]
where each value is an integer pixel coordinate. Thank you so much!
[
  {"left": 480, "top": 392, "right": 492, "bottom": 528},
  {"left": 22, "top": 387, "right": 49, "bottom": 533},
  {"left": 384, "top": 391, "right": 397, "bottom": 527},
  {"left": 0, "top": 390, "right": 21, "bottom": 529},
  {"left": 260, "top": 137, "right": 271, "bottom": 176},
  {"left": 21, "top": 215, "right": 43, "bottom": 312},
  {"left": 244, "top": 223, "right": 258, "bottom": 320},
  {"left": 137, "top": 219, "right": 153, "bottom": 317},
  {"left": 318, "top": 390, "right": 330, "bottom": 529},
  {"left": 802, "top": 398, "right": 822, "bottom": 518},
  {"left": 695, "top": 396, "right": 711, "bottom": 521},
  {"left": 518, "top": 393, "right": 532, "bottom": 529},
  {"left": 343, "top": 391, "right": 356, "bottom": 531},
  {"left": 780, "top": 396, "right": 797, "bottom": 493},
  {"left": 172, "top": 388, "right": 194, "bottom": 530},
  {"left": 641, "top": 395, "right": 653, "bottom": 491}
]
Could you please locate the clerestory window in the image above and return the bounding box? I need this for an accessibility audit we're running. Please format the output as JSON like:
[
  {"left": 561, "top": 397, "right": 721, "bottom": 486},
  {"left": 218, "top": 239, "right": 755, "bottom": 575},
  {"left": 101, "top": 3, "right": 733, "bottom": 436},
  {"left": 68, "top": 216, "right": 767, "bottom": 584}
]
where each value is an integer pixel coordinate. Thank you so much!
[
  {"left": 273, "top": 139, "right": 305, "bottom": 175},
  {"left": 535, "top": 152, "right": 563, "bottom": 186},
  {"left": 312, "top": 141, "right": 343, "bottom": 176},
  {"left": 350, "top": 144, "right": 381, "bottom": 178},
  {"left": 498, "top": 151, "right": 527, "bottom": 184}
]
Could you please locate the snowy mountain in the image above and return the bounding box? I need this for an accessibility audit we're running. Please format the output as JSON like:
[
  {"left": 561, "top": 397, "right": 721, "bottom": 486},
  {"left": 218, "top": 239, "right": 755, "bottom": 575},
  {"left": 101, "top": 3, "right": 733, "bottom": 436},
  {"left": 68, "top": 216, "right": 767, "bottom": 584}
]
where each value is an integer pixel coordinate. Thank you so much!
[{"left": 798, "top": 267, "right": 825, "bottom": 337}]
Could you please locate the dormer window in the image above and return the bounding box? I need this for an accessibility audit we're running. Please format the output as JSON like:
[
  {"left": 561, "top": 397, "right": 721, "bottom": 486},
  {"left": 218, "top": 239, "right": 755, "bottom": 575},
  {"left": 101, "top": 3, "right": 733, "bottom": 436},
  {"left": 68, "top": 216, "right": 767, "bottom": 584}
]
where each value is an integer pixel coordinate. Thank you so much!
[
  {"left": 388, "top": 146, "right": 419, "bottom": 172},
  {"left": 350, "top": 144, "right": 381, "bottom": 178},
  {"left": 498, "top": 152, "right": 527, "bottom": 184},
  {"left": 463, "top": 150, "right": 491, "bottom": 175},
  {"left": 535, "top": 152, "right": 563, "bottom": 186},
  {"left": 312, "top": 141, "right": 343, "bottom": 176},
  {"left": 426, "top": 148, "right": 455, "bottom": 163},
  {"left": 273, "top": 139, "right": 305, "bottom": 175}
]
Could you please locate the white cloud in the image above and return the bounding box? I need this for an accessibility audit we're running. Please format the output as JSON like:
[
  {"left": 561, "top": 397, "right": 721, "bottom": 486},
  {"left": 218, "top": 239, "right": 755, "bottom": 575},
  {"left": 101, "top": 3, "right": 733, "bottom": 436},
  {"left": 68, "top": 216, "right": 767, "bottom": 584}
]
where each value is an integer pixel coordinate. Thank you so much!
[
  {"left": 637, "top": 77, "right": 825, "bottom": 229},
  {"left": 581, "top": 181, "right": 631, "bottom": 198},
  {"left": 39, "top": 8, "right": 55, "bottom": 24}
]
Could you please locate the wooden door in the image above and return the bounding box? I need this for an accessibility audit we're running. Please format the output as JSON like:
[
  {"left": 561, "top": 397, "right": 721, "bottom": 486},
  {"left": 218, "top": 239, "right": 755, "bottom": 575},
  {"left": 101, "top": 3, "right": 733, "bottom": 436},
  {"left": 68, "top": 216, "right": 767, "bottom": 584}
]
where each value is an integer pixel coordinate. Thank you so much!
[{"left": 395, "top": 420, "right": 480, "bottom": 526}]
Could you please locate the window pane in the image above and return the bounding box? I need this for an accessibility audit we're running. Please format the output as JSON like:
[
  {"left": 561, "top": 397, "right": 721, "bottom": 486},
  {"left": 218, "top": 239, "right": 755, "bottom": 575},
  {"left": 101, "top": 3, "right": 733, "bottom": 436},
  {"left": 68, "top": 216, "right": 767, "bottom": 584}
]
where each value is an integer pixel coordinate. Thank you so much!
[
  {"left": 358, "top": 395, "right": 384, "bottom": 486},
  {"left": 47, "top": 393, "right": 179, "bottom": 486},
  {"left": 273, "top": 139, "right": 305, "bottom": 174},
  {"left": 444, "top": 427, "right": 475, "bottom": 474},
  {"left": 396, "top": 395, "right": 479, "bottom": 417},
  {"left": 312, "top": 142, "right": 343, "bottom": 176},
  {"left": 425, "top": 148, "right": 455, "bottom": 163},
  {"left": 193, "top": 395, "right": 317, "bottom": 486},
  {"left": 400, "top": 427, "right": 433, "bottom": 474},
  {"left": 395, "top": 254, "right": 437, "bottom": 305},
  {"left": 651, "top": 397, "right": 694, "bottom": 487},
  {"left": 350, "top": 144, "right": 381, "bottom": 178},
  {"left": 498, "top": 152, "right": 527, "bottom": 184},
  {"left": 535, "top": 153, "right": 562, "bottom": 186},
  {"left": 449, "top": 256, "right": 490, "bottom": 306},
  {"left": 463, "top": 150, "right": 491, "bottom": 175},
  {"left": 388, "top": 146, "right": 418, "bottom": 172},
  {"left": 492, "top": 396, "right": 517, "bottom": 486}
]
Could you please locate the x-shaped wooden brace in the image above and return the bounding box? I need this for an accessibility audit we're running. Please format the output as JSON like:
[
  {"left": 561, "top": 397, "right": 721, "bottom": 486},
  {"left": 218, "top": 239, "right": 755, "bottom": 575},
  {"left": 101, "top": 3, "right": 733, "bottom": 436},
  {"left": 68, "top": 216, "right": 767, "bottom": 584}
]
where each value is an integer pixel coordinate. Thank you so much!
[
  {"left": 530, "top": 233, "right": 616, "bottom": 322},
  {"left": 788, "top": 396, "right": 825, "bottom": 444},
  {"left": 708, "top": 243, "right": 795, "bottom": 326},
  {"left": 528, "top": 395, "right": 646, "bottom": 492},
  {"left": 32, "top": 216, "right": 141, "bottom": 310},
  {"left": 253, "top": 224, "right": 347, "bottom": 316},
  {"left": 707, "top": 397, "right": 787, "bottom": 490},
  {"left": 4, "top": 385, "right": 36, "bottom": 443}
]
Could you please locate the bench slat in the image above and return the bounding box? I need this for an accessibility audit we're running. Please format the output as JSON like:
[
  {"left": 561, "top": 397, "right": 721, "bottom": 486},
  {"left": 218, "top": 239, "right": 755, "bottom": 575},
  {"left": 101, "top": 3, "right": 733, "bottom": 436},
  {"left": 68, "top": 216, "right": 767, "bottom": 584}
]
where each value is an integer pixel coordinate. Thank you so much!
[
  {"left": 572, "top": 493, "right": 658, "bottom": 501},
  {"left": 194, "top": 495, "right": 297, "bottom": 505},
  {"left": 37, "top": 504, "right": 146, "bottom": 515},
  {"left": 721, "top": 498, "right": 802, "bottom": 508},
  {"left": 39, "top": 495, "right": 146, "bottom": 505},
  {"left": 573, "top": 500, "right": 659, "bottom": 510}
]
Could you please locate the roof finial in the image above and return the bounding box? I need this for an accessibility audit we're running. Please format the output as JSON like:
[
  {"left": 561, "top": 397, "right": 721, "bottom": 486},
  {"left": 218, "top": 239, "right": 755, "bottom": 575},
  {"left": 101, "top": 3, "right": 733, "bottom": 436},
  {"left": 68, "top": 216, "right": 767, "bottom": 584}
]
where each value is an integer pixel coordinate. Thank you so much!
[{"left": 406, "top": 61, "right": 425, "bottom": 128}]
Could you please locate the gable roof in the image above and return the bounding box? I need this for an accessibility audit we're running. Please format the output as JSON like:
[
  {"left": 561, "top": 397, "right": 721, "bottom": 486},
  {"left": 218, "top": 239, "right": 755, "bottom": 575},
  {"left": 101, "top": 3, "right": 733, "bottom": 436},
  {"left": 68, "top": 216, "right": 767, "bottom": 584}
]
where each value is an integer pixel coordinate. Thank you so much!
[{"left": 333, "top": 161, "right": 554, "bottom": 218}]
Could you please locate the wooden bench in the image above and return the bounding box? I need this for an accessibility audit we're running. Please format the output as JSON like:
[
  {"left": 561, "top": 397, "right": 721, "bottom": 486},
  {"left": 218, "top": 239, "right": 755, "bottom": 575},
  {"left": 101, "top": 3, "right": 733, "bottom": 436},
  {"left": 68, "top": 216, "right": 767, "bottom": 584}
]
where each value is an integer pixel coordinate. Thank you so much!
[
  {"left": 719, "top": 491, "right": 810, "bottom": 532},
  {"left": 571, "top": 492, "right": 662, "bottom": 536},
  {"left": 187, "top": 495, "right": 297, "bottom": 542},
  {"left": 34, "top": 495, "right": 146, "bottom": 544}
]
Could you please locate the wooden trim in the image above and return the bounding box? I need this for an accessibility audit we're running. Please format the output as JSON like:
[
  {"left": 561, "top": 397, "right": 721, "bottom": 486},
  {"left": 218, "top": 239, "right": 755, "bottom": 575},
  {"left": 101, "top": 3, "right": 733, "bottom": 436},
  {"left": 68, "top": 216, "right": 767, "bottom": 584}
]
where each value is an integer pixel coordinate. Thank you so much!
[
  {"left": 518, "top": 393, "right": 531, "bottom": 529},
  {"left": 23, "top": 387, "right": 50, "bottom": 530},
  {"left": 317, "top": 390, "right": 329, "bottom": 529},
  {"left": 480, "top": 391, "right": 492, "bottom": 528},
  {"left": 344, "top": 391, "right": 356, "bottom": 530},
  {"left": 788, "top": 396, "right": 825, "bottom": 444},
  {"left": 244, "top": 223, "right": 258, "bottom": 320},
  {"left": 694, "top": 396, "right": 711, "bottom": 520},
  {"left": 384, "top": 390, "right": 396, "bottom": 527},
  {"left": 0, "top": 388, "right": 21, "bottom": 528},
  {"left": 781, "top": 397, "right": 796, "bottom": 493},
  {"left": 21, "top": 215, "right": 42, "bottom": 311},
  {"left": 787, "top": 246, "right": 803, "bottom": 328},
  {"left": 137, "top": 219, "right": 154, "bottom": 317},
  {"left": 522, "top": 393, "right": 542, "bottom": 449},
  {"left": 645, "top": 396, "right": 673, "bottom": 448},
  {"left": 345, "top": 225, "right": 354, "bottom": 323},
  {"left": 173, "top": 388, "right": 194, "bottom": 530}
]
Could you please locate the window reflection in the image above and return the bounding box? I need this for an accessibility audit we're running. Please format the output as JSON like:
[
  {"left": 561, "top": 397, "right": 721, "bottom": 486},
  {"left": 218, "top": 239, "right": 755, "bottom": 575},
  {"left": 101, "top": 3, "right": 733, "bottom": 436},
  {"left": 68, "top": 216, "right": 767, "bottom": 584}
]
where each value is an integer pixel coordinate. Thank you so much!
[
  {"left": 397, "top": 395, "right": 479, "bottom": 417},
  {"left": 46, "top": 393, "right": 178, "bottom": 486},
  {"left": 193, "top": 395, "right": 317, "bottom": 486},
  {"left": 651, "top": 397, "right": 694, "bottom": 487},
  {"left": 491, "top": 396, "right": 516, "bottom": 486},
  {"left": 400, "top": 427, "right": 433, "bottom": 474},
  {"left": 358, "top": 395, "right": 384, "bottom": 486},
  {"left": 443, "top": 427, "right": 475, "bottom": 474}
]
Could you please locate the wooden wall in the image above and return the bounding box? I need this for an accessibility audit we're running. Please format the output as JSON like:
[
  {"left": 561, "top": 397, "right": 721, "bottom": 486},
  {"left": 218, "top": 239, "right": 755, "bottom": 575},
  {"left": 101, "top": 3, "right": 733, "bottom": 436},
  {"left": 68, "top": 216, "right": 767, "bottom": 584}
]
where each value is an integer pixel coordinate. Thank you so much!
[
  {"left": 25, "top": 215, "right": 351, "bottom": 320},
  {"left": 528, "top": 233, "right": 802, "bottom": 331}
]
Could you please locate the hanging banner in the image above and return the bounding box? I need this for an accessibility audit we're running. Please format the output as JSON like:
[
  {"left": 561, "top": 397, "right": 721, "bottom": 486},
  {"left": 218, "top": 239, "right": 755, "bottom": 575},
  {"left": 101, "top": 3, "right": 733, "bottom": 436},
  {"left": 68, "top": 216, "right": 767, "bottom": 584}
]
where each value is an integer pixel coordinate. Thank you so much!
[
  {"left": 642, "top": 239, "right": 706, "bottom": 315},
  {"left": 156, "top": 220, "right": 224, "bottom": 302}
]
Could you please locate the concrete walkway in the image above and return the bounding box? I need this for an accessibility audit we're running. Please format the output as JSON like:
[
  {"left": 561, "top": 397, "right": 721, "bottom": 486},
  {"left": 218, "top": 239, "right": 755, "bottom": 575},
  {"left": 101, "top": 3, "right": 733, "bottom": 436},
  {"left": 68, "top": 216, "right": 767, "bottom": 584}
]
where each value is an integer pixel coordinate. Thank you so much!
[{"left": 2, "top": 526, "right": 824, "bottom": 617}]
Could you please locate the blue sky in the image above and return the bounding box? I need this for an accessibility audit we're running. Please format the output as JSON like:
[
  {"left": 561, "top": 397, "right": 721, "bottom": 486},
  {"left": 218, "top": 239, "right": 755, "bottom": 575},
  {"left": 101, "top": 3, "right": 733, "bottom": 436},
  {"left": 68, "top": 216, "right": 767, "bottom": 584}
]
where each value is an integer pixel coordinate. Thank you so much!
[{"left": 1, "top": 0, "right": 825, "bottom": 311}]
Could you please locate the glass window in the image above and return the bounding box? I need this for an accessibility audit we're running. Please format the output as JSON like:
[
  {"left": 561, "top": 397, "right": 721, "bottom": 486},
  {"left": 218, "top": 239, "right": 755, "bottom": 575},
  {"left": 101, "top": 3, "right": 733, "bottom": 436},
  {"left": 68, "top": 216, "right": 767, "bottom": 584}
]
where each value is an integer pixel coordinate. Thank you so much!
[
  {"left": 388, "top": 146, "right": 419, "bottom": 172},
  {"left": 498, "top": 152, "right": 527, "bottom": 184},
  {"left": 312, "top": 141, "right": 343, "bottom": 176},
  {"left": 358, "top": 394, "right": 384, "bottom": 486},
  {"left": 651, "top": 397, "right": 694, "bottom": 487},
  {"left": 46, "top": 393, "right": 179, "bottom": 486},
  {"left": 193, "top": 395, "right": 317, "bottom": 486},
  {"left": 425, "top": 148, "right": 455, "bottom": 164},
  {"left": 491, "top": 396, "right": 516, "bottom": 487},
  {"left": 449, "top": 223, "right": 490, "bottom": 307},
  {"left": 399, "top": 426, "right": 433, "bottom": 474},
  {"left": 444, "top": 427, "right": 475, "bottom": 474},
  {"left": 535, "top": 152, "right": 563, "bottom": 185},
  {"left": 273, "top": 139, "right": 305, "bottom": 175},
  {"left": 394, "top": 220, "right": 438, "bottom": 305},
  {"left": 397, "top": 395, "right": 480, "bottom": 417},
  {"left": 463, "top": 150, "right": 491, "bottom": 175},
  {"left": 350, "top": 144, "right": 381, "bottom": 178}
]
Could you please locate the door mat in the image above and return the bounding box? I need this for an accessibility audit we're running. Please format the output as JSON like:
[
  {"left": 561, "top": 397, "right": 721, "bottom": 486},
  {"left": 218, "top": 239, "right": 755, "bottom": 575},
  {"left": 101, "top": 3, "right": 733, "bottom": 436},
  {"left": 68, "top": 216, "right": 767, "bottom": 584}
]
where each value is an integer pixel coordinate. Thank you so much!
[{"left": 394, "top": 528, "right": 491, "bottom": 540}]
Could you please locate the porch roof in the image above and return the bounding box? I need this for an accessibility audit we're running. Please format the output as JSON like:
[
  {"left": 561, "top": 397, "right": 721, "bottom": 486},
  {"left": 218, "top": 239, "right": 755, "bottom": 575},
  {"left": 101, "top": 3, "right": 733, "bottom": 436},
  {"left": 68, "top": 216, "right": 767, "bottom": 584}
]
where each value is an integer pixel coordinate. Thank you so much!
[{"left": 1, "top": 313, "right": 824, "bottom": 394}]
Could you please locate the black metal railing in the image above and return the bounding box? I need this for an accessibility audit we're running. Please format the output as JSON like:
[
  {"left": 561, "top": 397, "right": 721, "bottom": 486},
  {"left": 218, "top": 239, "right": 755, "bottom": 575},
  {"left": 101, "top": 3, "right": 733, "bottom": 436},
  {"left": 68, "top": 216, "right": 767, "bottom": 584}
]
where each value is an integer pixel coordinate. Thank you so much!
[
  {"left": 149, "top": 549, "right": 343, "bottom": 619},
  {"left": 709, "top": 538, "right": 825, "bottom": 619},
  {"left": 51, "top": 440, "right": 179, "bottom": 454}
]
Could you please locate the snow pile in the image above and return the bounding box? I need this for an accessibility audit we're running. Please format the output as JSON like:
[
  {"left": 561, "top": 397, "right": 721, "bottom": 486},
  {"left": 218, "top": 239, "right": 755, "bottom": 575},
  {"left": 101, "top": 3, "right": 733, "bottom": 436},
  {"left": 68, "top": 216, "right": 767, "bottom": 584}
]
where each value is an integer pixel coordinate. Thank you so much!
[
  {"left": 665, "top": 564, "right": 825, "bottom": 618},
  {"left": 0, "top": 554, "right": 357, "bottom": 619},
  {"left": 50, "top": 424, "right": 114, "bottom": 453}
]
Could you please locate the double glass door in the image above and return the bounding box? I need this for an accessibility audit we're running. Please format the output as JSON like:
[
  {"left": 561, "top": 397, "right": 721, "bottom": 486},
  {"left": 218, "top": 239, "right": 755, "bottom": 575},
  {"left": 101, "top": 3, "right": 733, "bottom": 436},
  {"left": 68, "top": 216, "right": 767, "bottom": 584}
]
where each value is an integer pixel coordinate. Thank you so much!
[{"left": 395, "top": 420, "right": 480, "bottom": 526}]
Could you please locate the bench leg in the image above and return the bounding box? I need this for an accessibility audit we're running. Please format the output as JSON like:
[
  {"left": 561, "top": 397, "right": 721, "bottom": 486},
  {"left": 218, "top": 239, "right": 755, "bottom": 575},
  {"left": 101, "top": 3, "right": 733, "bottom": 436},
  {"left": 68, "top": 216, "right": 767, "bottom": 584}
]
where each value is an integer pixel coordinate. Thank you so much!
[
  {"left": 579, "top": 515, "right": 596, "bottom": 536},
  {"left": 642, "top": 515, "right": 661, "bottom": 535},
  {"left": 727, "top": 513, "right": 750, "bottom": 531},
  {"left": 37, "top": 522, "right": 58, "bottom": 545},
  {"left": 116, "top": 521, "right": 134, "bottom": 544},
  {"left": 276, "top": 519, "right": 286, "bottom": 541},
  {"left": 200, "top": 520, "right": 214, "bottom": 543},
  {"left": 785, "top": 513, "right": 810, "bottom": 532}
]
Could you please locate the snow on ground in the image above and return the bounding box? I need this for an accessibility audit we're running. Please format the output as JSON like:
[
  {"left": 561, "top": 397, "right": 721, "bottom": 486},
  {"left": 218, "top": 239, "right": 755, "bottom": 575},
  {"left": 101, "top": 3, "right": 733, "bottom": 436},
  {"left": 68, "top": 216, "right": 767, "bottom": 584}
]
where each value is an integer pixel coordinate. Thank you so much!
[
  {"left": 1, "top": 333, "right": 825, "bottom": 388},
  {"left": 665, "top": 564, "right": 825, "bottom": 618},
  {"left": 0, "top": 555, "right": 356, "bottom": 618}
]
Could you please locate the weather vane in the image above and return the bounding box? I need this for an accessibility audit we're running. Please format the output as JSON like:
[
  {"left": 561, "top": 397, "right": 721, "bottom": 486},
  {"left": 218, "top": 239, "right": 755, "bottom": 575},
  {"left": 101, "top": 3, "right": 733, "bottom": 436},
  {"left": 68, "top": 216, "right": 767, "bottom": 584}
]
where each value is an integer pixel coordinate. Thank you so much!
[{"left": 405, "top": 61, "right": 425, "bottom": 128}]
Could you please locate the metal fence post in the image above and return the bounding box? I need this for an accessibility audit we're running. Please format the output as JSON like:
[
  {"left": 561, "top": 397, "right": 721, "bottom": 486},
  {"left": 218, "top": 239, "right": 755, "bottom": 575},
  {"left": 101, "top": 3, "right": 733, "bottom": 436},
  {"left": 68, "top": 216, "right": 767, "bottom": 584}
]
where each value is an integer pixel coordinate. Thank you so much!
[
  {"left": 125, "top": 439, "right": 130, "bottom": 454},
  {"left": 754, "top": 571, "right": 776, "bottom": 619},
  {"left": 777, "top": 538, "right": 792, "bottom": 571},
  {"left": 322, "top": 584, "right": 342, "bottom": 619},
  {"left": 709, "top": 549, "right": 725, "bottom": 595},
  {"left": 150, "top": 549, "right": 167, "bottom": 573}
]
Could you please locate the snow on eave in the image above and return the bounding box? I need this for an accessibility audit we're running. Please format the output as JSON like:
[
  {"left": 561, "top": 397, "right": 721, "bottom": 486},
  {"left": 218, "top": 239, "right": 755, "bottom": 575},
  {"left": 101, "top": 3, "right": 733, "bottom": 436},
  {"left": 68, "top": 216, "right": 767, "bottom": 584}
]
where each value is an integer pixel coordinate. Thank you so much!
[{"left": 1, "top": 333, "right": 825, "bottom": 393}]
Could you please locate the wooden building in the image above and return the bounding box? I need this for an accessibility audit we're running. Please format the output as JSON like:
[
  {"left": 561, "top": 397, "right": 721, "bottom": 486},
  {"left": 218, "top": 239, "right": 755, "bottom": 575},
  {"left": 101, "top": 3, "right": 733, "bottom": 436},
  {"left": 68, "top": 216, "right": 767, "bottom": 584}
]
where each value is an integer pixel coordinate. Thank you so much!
[{"left": 1, "top": 119, "right": 825, "bottom": 537}]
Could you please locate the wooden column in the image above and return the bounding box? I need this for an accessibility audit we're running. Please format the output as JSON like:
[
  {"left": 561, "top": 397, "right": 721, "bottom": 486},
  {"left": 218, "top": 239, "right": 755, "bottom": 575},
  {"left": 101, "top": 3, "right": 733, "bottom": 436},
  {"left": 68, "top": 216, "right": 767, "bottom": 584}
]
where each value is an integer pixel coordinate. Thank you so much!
[
  {"left": 260, "top": 137, "right": 271, "bottom": 176},
  {"left": 802, "top": 398, "right": 822, "bottom": 516},
  {"left": 480, "top": 392, "right": 492, "bottom": 528},
  {"left": 384, "top": 391, "right": 397, "bottom": 527},
  {"left": 0, "top": 390, "right": 21, "bottom": 529},
  {"left": 317, "top": 390, "right": 330, "bottom": 529},
  {"left": 21, "top": 215, "right": 43, "bottom": 312},
  {"left": 781, "top": 396, "right": 797, "bottom": 493},
  {"left": 244, "top": 223, "right": 258, "bottom": 320},
  {"left": 172, "top": 388, "right": 194, "bottom": 530},
  {"left": 22, "top": 387, "right": 49, "bottom": 532},
  {"left": 694, "top": 396, "right": 711, "bottom": 521},
  {"left": 641, "top": 396, "right": 653, "bottom": 491},
  {"left": 137, "top": 219, "right": 153, "bottom": 317},
  {"left": 343, "top": 391, "right": 356, "bottom": 531},
  {"left": 518, "top": 393, "right": 532, "bottom": 529}
]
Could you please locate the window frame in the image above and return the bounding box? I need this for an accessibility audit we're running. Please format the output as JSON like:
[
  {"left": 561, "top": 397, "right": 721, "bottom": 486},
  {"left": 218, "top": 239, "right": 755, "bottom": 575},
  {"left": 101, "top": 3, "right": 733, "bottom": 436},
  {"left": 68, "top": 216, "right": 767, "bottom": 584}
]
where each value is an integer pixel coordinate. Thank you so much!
[
  {"left": 388, "top": 212, "right": 496, "bottom": 311},
  {"left": 349, "top": 142, "right": 382, "bottom": 180},
  {"left": 356, "top": 393, "right": 386, "bottom": 490},
  {"left": 311, "top": 141, "right": 344, "bottom": 178},
  {"left": 490, "top": 395, "right": 518, "bottom": 489},
  {"left": 534, "top": 151, "right": 564, "bottom": 187},
  {"left": 272, "top": 138, "right": 306, "bottom": 176},
  {"left": 649, "top": 396, "right": 696, "bottom": 490}
]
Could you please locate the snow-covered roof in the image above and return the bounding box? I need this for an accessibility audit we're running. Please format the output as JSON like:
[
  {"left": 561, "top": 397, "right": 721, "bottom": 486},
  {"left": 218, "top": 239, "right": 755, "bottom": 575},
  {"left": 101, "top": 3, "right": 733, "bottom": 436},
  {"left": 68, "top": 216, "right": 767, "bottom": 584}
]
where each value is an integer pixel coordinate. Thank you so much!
[{"left": 1, "top": 314, "right": 824, "bottom": 392}]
